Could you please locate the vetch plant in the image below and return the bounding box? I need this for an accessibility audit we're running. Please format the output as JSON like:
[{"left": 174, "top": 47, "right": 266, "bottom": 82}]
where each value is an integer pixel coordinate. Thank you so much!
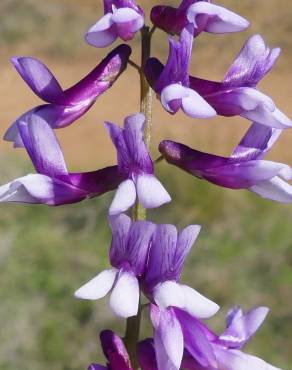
[{"left": 2, "top": 1, "right": 291, "bottom": 369}]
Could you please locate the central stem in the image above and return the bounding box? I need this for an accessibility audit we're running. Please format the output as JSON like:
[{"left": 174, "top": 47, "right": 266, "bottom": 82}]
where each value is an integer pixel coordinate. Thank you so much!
[{"left": 124, "top": 26, "right": 153, "bottom": 370}]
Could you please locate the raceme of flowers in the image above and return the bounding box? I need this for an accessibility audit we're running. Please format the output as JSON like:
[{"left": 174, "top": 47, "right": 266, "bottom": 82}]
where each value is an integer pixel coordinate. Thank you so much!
[{"left": 2, "top": 0, "right": 291, "bottom": 369}]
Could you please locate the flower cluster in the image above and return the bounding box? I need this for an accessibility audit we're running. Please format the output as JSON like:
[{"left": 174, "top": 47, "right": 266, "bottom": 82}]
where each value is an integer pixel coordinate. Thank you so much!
[{"left": 2, "top": 0, "right": 291, "bottom": 369}]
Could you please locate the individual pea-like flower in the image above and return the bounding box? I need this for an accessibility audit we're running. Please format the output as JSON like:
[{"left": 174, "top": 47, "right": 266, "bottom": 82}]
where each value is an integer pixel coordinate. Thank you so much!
[
  {"left": 159, "top": 122, "right": 292, "bottom": 203},
  {"left": 150, "top": 0, "right": 249, "bottom": 37},
  {"left": 85, "top": 0, "right": 144, "bottom": 48},
  {"left": 140, "top": 223, "right": 219, "bottom": 370},
  {"left": 147, "top": 34, "right": 291, "bottom": 129},
  {"left": 142, "top": 223, "right": 219, "bottom": 319},
  {"left": 145, "top": 26, "right": 216, "bottom": 119},
  {"left": 89, "top": 330, "right": 133, "bottom": 370},
  {"left": 0, "top": 114, "right": 122, "bottom": 205},
  {"left": 139, "top": 307, "right": 281, "bottom": 370},
  {"left": 189, "top": 34, "right": 291, "bottom": 128},
  {"left": 105, "top": 113, "right": 171, "bottom": 215},
  {"left": 4, "top": 44, "right": 131, "bottom": 147},
  {"left": 75, "top": 214, "right": 156, "bottom": 318}
]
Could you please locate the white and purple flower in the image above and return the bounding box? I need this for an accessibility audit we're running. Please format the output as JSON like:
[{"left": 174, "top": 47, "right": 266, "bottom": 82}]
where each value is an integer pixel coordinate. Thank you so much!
[
  {"left": 159, "top": 122, "right": 292, "bottom": 203},
  {"left": 139, "top": 306, "right": 281, "bottom": 370},
  {"left": 147, "top": 34, "right": 291, "bottom": 128},
  {"left": 106, "top": 113, "right": 171, "bottom": 215},
  {"left": 0, "top": 114, "right": 122, "bottom": 206},
  {"left": 151, "top": 0, "right": 249, "bottom": 37},
  {"left": 145, "top": 26, "right": 216, "bottom": 119},
  {"left": 75, "top": 214, "right": 156, "bottom": 318},
  {"left": 4, "top": 44, "right": 131, "bottom": 147},
  {"left": 86, "top": 0, "right": 144, "bottom": 48}
]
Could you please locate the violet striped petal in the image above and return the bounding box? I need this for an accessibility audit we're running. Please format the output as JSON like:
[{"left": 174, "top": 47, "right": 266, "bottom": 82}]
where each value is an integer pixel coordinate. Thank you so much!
[
  {"left": 187, "top": 2, "right": 249, "bottom": 34},
  {"left": 109, "top": 213, "right": 132, "bottom": 267},
  {"left": 224, "top": 34, "right": 281, "bottom": 87},
  {"left": 74, "top": 269, "right": 118, "bottom": 300},
  {"left": 219, "top": 306, "right": 269, "bottom": 349}
]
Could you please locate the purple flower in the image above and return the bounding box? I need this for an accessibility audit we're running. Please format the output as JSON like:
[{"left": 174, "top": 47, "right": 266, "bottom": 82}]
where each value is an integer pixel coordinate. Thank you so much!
[
  {"left": 145, "top": 306, "right": 281, "bottom": 370},
  {"left": 89, "top": 330, "right": 133, "bottom": 370},
  {"left": 75, "top": 214, "right": 156, "bottom": 318},
  {"left": 105, "top": 113, "right": 171, "bottom": 215},
  {"left": 4, "top": 44, "right": 131, "bottom": 147},
  {"left": 147, "top": 35, "right": 291, "bottom": 128},
  {"left": 0, "top": 114, "right": 122, "bottom": 206},
  {"left": 142, "top": 223, "right": 218, "bottom": 320},
  {"left": 151, "top": 0, "right": 249, "bottom": 37},
  {"left": 86, "top": 0, "right": 144, "bottom": 48},
  {"left": 189, "top": 34, "right": 291, "bottom": 128},
  {"left": 145, "top": 26, "right": 216, "bottom": 119},
  {"left": 159, "top": 122, "right": 292, "bottom": 203}
]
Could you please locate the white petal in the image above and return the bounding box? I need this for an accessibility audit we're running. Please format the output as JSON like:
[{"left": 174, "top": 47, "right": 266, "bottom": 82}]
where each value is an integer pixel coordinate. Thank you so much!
[
  {"left": 111, "top": 7, "right": 141, "bottom": 24},
  {"left": 250, "top": 176, "right": 292, "bottom": 203},
  {"left": 85, "top": 13, "right": 117, "bottom": 48},
  {"left": 110, "top": 270, "right": 139, "bottom": 318},
  {"left": 182, "top": 88, "right": 216, "bottom": 118},
  {"left": 187, "top": 2, "right": 249, "bottom": 33},
  {"left": 136, "top": 174, "right": 171, "bottom": 209},
  {"left": 160, "top": 84, "right": 188, "bottom": 113},
  {"left": 154, "top": 281, "right": 219, "bottom": 319},
  {"left": 180, "top": 284, "right": 220, "bottom": 319},
  {"left": 74, "top": 269, "right": 117, "bottom": 300},
  {"left": 109, "top": 179, "right": 136, "bottom": 216}
]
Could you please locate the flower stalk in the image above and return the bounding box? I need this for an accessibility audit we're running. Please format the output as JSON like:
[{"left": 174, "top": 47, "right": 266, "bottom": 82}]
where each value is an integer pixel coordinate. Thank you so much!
[{"left": 125, "top": 26, "right": 154, "bottom": 369}]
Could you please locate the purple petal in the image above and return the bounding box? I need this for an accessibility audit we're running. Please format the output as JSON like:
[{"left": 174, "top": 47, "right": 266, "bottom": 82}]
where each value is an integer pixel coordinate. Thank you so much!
[
  {"left": 214, "top": 346, "right": 282, "bottom": 370},
  {"left": 17, "top": 114, "right": 68, "bottom": 177},
  {"left": 74, "top": 269, "right": 117, "bottom": 300},
  {"left": 110, "top": 269, "right": 139, "bottom": 318},
  {"left": 106, "top": 113, "right": 153, "bottom": 177},
  {"left": 250, "top": 176, "right": 292, "bottom": 203},
  {"left": 88, "top": 364, "right": 107, "bottom": 370},
  {"left": 109, "top": 213, "right": 132, "bottom": 267},
  {"left": 136, "top": 174, "right": 171, "bottom": 209},
  {"left": 160, "top": 84, "right": 187, "bottom": 113},
  {"left": 187, "top": 2, "right": 249, "bottom": 34},
  {"left": 231, "top": 123, "right": 282, "bottom": 161},
  {"left": 150, "top": 4, "right": 187, "bottom": 36},
  {"left": 174, "top": 225, "right": 201, "bottom": 277},
  {"left": 62, "top": 44, "right": 132, "bottom": 105},
  {"left": 138, "top": 339, "right": 158, "bottom": 370},
  {"left": 100, "top": 330, "right": 133, "bottom": 370},
  {"left": 144, "top": 58, "right": 164, "bottom": 91},
  {"left": 85, "top": 13, "right": 117, "bottom": 48},
  {"left": 126, "top": 219, "right": 156, "bottom": 275},
  {"left": 143, "top": 224, "right": 178, "bottom": 292},
  {"left": 156, "top": 26, "right": 193, "bottom": 93},
  {"left": 174, "top": 308, "right": 217, "bottom": 368},
  {"left": 10, "top": 56, "right": 63, "bottom": 103},
  {"left": 159, "top": 140, "right": 291, "bottom": 189},
  {"left": 219, "top": 306, "right": 269, "bottom": 349},
  {"left": 224, "top": 34, "right": 281, "bottom": 87},
  {"left": 109, "top": 179, "right": 136, "bottom": 216},
  {"left": 156, "top": 308, "right": 184, "bottom": 369}
]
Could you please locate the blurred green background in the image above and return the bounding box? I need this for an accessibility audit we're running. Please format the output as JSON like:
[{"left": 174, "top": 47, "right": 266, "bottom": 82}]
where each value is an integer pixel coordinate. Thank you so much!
[{"left": 0, "top": 1, "right": 292, "bottom": 369}]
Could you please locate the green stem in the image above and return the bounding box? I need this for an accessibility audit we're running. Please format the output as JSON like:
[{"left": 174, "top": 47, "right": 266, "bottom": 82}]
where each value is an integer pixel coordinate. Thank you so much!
[{"left": 124, "top": 26, "right": 153, "bottom": 370}]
